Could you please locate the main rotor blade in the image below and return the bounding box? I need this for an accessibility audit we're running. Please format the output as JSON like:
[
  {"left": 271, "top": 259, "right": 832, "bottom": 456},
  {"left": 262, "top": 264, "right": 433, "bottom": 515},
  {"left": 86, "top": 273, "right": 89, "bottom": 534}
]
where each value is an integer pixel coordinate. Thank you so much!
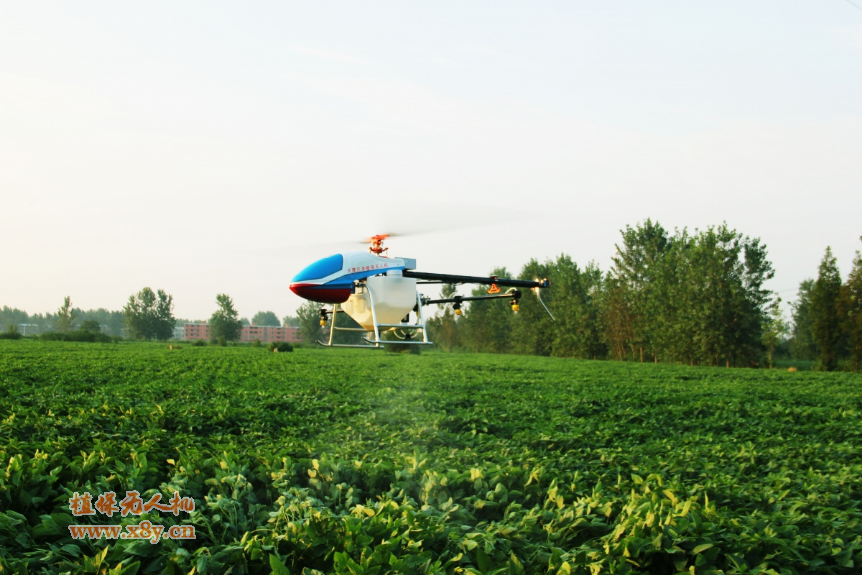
[{"left": 251, "top": 200, "right": 539, "bottom": 257}]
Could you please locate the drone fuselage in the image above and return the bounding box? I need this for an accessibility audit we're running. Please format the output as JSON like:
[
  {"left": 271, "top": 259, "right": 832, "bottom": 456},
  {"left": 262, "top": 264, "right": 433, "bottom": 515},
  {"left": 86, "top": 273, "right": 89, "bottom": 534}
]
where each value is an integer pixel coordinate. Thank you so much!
[{"left": 289, "top": 251, "right": 416, "bottom": 304}]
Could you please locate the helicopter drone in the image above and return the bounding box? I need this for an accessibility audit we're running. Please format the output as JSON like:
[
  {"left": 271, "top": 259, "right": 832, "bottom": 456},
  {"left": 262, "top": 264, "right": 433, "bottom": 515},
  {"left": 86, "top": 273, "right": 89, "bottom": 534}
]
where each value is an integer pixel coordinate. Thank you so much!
[{"left": 289, "top": 234, "right": 554, "bottom": 348}]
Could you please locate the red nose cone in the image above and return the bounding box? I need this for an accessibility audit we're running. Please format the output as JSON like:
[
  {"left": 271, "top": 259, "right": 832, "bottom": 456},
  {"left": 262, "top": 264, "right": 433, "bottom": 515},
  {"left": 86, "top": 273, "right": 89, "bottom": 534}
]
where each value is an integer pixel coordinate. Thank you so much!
[{"left": 290, "top": 283, "right": 351, "bottom": 304}]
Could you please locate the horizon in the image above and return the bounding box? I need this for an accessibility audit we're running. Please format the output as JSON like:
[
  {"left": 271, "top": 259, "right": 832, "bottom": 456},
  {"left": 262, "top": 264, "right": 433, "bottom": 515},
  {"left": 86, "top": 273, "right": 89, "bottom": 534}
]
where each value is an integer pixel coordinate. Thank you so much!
[{"left": 3, "top": 231, "right": 859, "bottom": 325}]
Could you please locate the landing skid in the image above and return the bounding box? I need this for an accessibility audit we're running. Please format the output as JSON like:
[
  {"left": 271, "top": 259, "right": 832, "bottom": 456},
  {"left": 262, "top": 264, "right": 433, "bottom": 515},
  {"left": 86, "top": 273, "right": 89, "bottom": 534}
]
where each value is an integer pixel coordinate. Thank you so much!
[{"left": 317, "top": 289, "right": 433, "bottom": 349}]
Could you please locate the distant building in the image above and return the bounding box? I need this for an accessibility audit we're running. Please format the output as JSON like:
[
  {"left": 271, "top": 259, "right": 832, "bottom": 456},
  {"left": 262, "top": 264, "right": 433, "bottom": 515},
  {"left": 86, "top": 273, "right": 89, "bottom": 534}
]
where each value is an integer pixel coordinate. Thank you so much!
[
  {"left": 184, "top": 323, "right": 208, "bottom": 341},
  {"left": 241, "top": 324, "right": 301, "bottom": 343},
  {"left": 182, "top": 323, "right": 300, "bottom": 343},
  {"left": 17, "top": 324, "right": 40, "bottom": 336}
]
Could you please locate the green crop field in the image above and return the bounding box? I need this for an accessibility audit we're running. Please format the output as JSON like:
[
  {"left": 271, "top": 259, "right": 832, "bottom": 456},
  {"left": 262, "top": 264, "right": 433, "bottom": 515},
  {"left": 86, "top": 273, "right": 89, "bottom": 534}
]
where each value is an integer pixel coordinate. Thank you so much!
[{"left": 0, "top": 341, "right": 860, "bottom": 574}]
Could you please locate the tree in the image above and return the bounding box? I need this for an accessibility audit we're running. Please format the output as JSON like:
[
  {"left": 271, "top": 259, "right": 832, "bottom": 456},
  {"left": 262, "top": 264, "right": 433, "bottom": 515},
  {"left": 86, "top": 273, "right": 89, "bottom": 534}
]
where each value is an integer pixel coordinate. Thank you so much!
[
  {"left": 78, "top": 308, "right": 125, "bottom": 337},
  {"left": 612, "top": 220, "right": 670, "bottom": 362},
  {"left": 510, "top": 258, "right": 556, "bottom": 357},
  {"left": 790, "top": 279, "right": 817, "bottom": 360},
  {"left": 810, "top": 247, "right": 843, "bottom": 371},
  {"left": 2, "top": 324, "right": 22, "bottom": 340},
  {"left": 282, "top": 315, "right": 300, "bottom": 327},
  {"left": 461, "top": 267, "right": 514, "bottom": 354},
  {"left": 761, "top": 299, "right": 788, "bottom": 369},
  {"left": 549, "top": 257, "right": 606, "bottom": 360},
  {"left": 252, "top": 311, "right": 280, "bottom": 326},
  {"left": 838, "top": 250, "right": 861, "bottom": 371},
  {"left": 647, "top": 232, "right": 697, "bottom": 365},
  {"left": 80, "top": 320, "right": 102, "bottom": 334},
  {"left": 625, "top": 224, "right": 774, "bottom": 367},
  {"left": 28, "top": 312, "right": 54, "bottom": 333},
  {"left": 576, "top": 262, "right": 608, "bottom": 360},
  {"left": 427, "top": 283, "right": 463, "bottom": 351},
  {"left": 296, "top": 301, "right": 323, "bottom": 344},
  {"left": 686, "top": 225, "right": 774, "bottom": 367},
  {"left": 599, "top": 272, "right": 632, "bottom": 361},
  {"left": 123, "top": 288, "right": 176, "bottom": 340},
  {"left": 210, "top": 294, "right": 243, "bottom": 343},
  {"left": 0, "top": 306, "right": 29, "bottom": 332},
  {"left": 55, "top": 296, "right": 77, "bottom": 333}
]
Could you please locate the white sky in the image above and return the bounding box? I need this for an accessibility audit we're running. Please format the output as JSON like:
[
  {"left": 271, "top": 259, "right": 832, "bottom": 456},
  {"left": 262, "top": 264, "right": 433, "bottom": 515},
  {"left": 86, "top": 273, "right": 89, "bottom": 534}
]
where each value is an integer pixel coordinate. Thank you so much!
[{"left": 1, "top": 1, "right": 860, "bottom": 321}]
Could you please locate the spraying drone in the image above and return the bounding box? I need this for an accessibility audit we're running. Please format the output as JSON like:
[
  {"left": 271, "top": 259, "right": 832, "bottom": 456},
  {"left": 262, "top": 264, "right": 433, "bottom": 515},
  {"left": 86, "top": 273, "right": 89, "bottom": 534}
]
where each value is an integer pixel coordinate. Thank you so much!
[{"left": 290, "top": 234, "right": 553, "bottom": 348}]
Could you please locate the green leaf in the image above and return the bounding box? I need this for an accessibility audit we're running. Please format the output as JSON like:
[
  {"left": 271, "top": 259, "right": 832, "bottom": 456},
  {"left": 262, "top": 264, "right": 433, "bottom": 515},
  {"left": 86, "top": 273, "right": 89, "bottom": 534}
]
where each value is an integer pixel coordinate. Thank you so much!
[
  {"left": 477, "top": 548, "right": 493, "bottom": 573},
  {"left": 692, "top": 543, "right": 713, "bottom": 555},
  {"left": 14, "top": 533, "right": 30, "bottom": 549},
  {"left": 508, "top": 553, "right": 524, "bottom": 575},
  {"left": 61, "top": 543, "right": 82, "bottom": 557},
  {"left": 269, "top": 555, "right": 291, "bottom": 575},
  {"left": 109, "top": 561, "right": 141, "bottom": 575}
]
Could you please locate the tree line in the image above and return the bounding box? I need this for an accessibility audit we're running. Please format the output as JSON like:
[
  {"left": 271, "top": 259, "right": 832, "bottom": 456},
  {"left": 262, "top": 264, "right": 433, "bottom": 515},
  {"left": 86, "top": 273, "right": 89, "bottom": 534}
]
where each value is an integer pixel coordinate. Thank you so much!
[
  {"left": 4, "top": 220, "right": 858, "bottom": 369},
  {"left": 425, "top": 220, "right": 860, "bottom": 371},
  {"left": 1, "top": 291, "right": 299, "bottom": 343},
  {"left": 0, "top": 304, "right": 126, "bottom": 336},
  {"left": 788, "top": 247, "right": 861, "bottom": 371}
]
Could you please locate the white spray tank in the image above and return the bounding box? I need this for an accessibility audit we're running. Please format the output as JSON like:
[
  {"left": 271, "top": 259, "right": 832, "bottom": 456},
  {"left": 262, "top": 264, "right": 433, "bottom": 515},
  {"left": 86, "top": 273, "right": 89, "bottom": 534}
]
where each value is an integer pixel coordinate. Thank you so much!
[{"left": 340, "top": 259, "right": 418, "bottom": 331}]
